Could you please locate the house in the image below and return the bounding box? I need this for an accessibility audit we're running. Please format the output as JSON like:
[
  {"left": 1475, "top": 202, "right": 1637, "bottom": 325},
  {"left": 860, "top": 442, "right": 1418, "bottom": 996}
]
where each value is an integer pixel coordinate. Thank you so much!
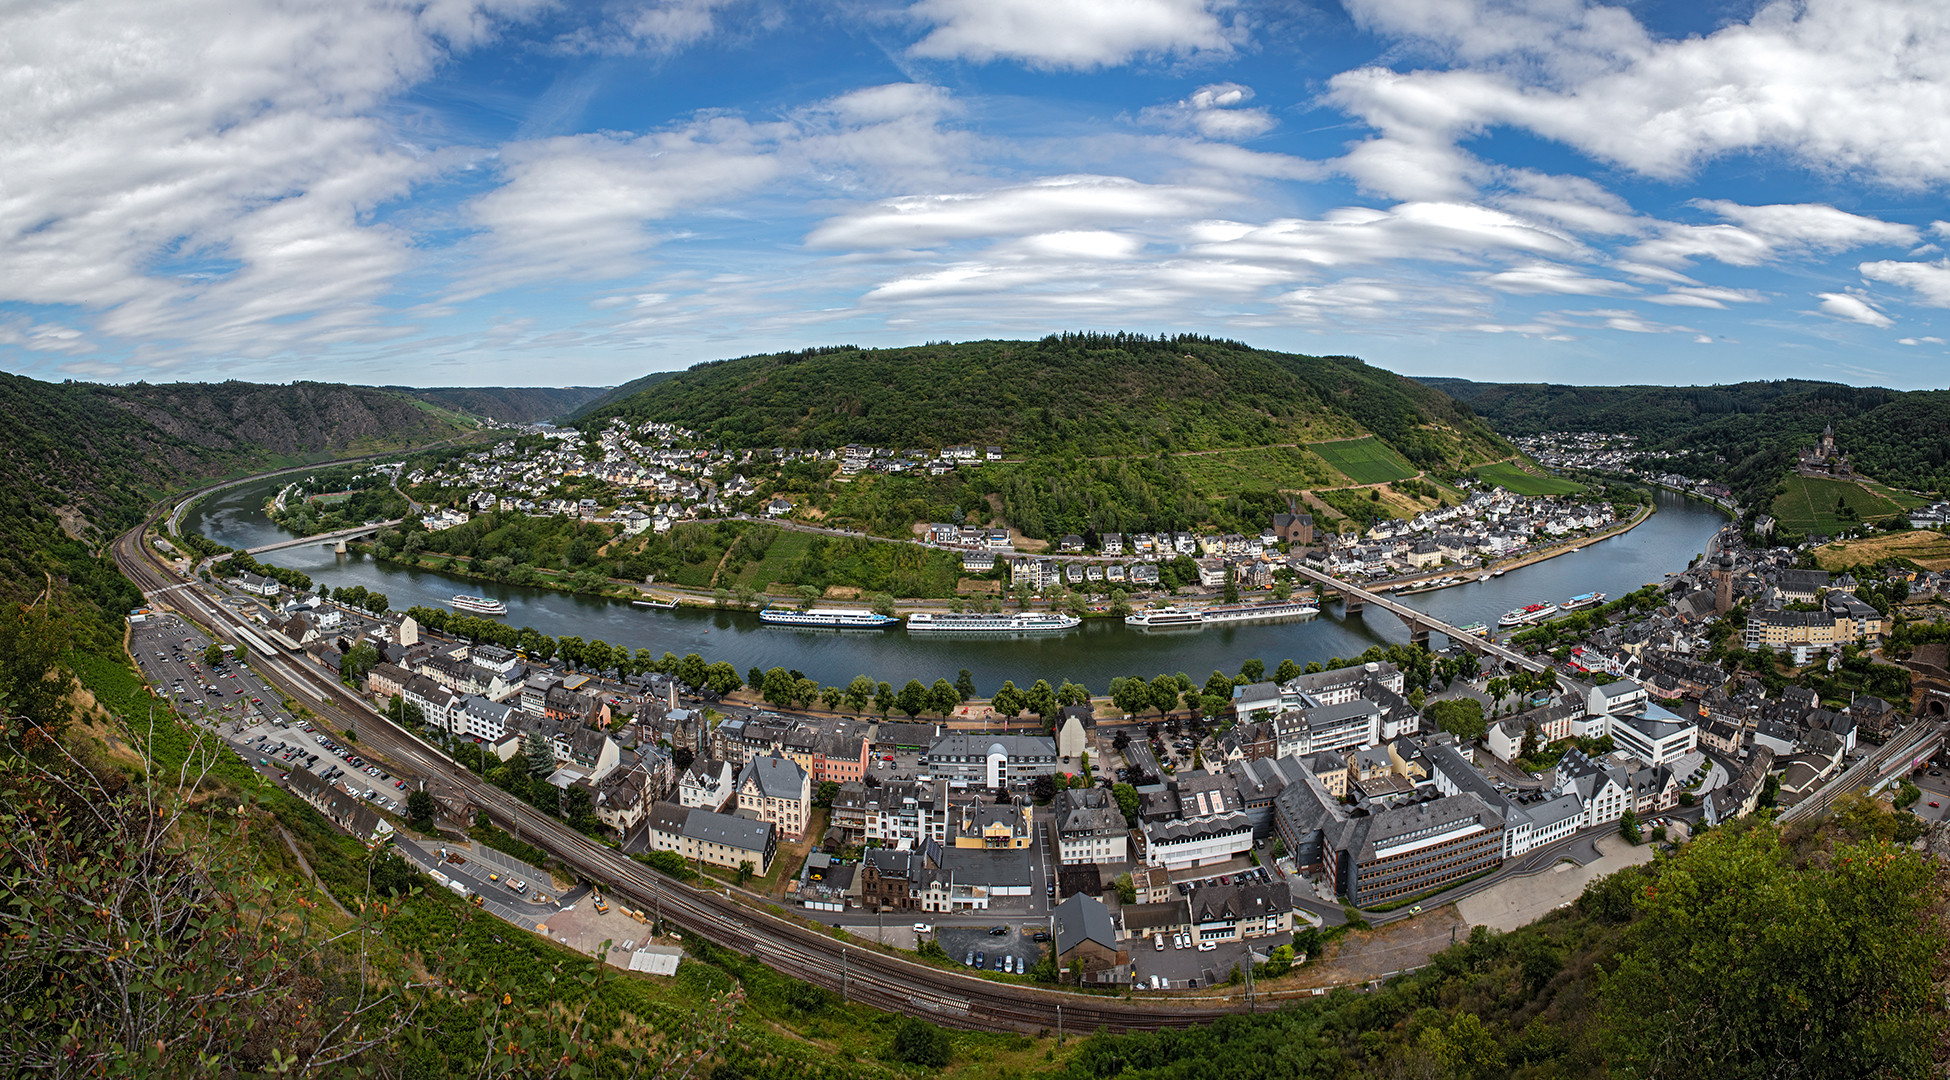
[
  {"left": 736, "top": 752, "right": 811, "bottom": 840},
  {"left": 1053, "top": 894, "right": 1128, "bottom": 985},
  {"left": 643, "top": 803, "right": 777, "bottom": 875},
  {"left": 286, "top": 769, "right": 393, "bottom": 845},
  {"left": 765, "top": 497, "right": 794, "bottom": 518},
  {"left": 1051, "top": 787, "right": 1129, "bottom": 865},
  {"left": 1186, "top": 882, "right": 1292, "bottom": 943},
  {"left": 924, "top": 733, "right": 1058, "bottom": 787}
]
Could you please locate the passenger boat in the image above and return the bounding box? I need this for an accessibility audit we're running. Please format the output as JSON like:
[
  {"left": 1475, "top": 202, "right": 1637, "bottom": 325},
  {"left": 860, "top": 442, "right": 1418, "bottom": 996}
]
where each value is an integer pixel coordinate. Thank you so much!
[
  {"left": 1123, "top": 606, "right": 1204, "bottom": 628},
  {"left": 1456, "top": 621, "right": 1490, "bottom": 637},
  {"left": 1497, "top": 602, "right": 1560, "bottom": 628},
  {"left": 757, "top": 607, "right": 899, "bottom": 629},
  {"left": 1196, "top": 600, "right": 1320, "bottom": 625},
  {"left": 905, "top": 611, "right": 1080, "bottom": 633},
  {"left": 450, "top": 594, "right": 507, "bottom": 616},
  {"left": 1560, "top": 591, "right": 1606, "bottom": 611}
]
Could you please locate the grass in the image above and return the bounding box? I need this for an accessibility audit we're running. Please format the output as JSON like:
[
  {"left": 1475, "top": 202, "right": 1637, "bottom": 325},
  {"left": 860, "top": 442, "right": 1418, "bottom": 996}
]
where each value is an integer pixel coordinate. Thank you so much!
[
  {"left": 1172, "top": 445, "right": 1338, "bottom": 498},
  {"left": 1813, "top": 529, "right": 1950, "bottom": 572},
  {"left": 1474, "top": 460, "right": 1587, "bottom": 497},
  {"left": 733, "top": 528, "right": 819, "bottom": 592},
  {"left": 1771, "top": 474, "right": 1905, "bottom": 535},
  {"left": 1308, "top": 436, "right": 1416, "bottom": 485}
]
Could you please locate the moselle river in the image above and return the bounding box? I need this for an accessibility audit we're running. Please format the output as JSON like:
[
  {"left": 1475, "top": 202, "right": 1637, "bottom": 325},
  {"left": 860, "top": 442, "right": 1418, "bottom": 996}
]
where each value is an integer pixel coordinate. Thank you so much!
[{"left": 190, "top": 477, "right": 1725, "bottom": 691}]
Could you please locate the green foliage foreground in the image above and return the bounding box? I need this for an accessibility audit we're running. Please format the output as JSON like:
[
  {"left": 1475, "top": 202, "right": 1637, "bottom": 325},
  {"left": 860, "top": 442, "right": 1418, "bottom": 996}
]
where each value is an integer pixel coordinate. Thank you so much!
[{"left": 1064, "top": 807, "right": 1946, "bottom": 1080}]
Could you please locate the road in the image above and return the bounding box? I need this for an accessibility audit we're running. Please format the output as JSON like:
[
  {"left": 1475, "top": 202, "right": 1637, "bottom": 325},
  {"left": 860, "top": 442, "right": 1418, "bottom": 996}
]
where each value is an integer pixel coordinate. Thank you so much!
[{"left": 113, "top": 506, "right": 1253, "bottom": 1034}]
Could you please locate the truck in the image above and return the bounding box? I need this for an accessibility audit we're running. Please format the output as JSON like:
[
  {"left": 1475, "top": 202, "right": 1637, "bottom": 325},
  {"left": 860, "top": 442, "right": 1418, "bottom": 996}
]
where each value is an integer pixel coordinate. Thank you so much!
[{"left": 446, "top": 880, "right": 470, "bottom": 900}]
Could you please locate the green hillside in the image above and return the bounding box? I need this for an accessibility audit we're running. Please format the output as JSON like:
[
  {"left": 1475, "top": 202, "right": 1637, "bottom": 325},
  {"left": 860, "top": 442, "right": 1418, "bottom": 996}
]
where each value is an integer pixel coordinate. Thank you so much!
[
  {"left": 582, "top": 334, "right": 1509, "bottom": 466},
  {"left": 0, "top": 373, "right": 470, "bottom": 642},
  {"left": 1421, "top": 376, "right": 1950, "bottom": 504},
  {"left": 398, "top": 385, "right": 610, "bottom": 423}
]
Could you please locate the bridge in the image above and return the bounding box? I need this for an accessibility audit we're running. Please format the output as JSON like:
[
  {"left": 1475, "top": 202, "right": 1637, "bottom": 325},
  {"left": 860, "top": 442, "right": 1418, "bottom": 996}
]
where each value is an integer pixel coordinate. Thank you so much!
[
  {"left": 1289, "top": 564, "right": 1551, "bottom": 674},
  {"left": 245, "top": 520, "right": 400, "bottom": 556}
]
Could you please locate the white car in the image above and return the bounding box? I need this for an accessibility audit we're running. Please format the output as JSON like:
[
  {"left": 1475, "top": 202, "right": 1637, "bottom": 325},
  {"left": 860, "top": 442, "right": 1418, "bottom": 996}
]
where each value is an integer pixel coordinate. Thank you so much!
[
  {"left": 913, "top": 923, "right": 931, "bottom": 935},
  {"left": 1175, "top": 933, "right": 1188, "bottom": 949},
  {"left": 1154, "top": 934, "right": 1165, "bottom": 951},
  {"left": 1196, "top": 939, "right": 1216, "bottom": 952}
]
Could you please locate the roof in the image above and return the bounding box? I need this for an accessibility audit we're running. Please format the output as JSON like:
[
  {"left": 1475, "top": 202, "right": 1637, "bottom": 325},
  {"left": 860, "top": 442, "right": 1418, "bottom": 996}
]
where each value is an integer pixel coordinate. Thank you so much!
[
  {"left": 1123, "top": 900, "right": 1190, "bottom": 932},
  {"left": 1053, "top": 893, "right": 1119, "bottom": 957},
  {"left": 938, "top": 846, "right": 1036, "bottom": 888},
  {"left": 682, "top": 807, "right": 775, "bottom": 853},
  {"left": 737, "top": 753, "right": 807, "bottom": 801}
]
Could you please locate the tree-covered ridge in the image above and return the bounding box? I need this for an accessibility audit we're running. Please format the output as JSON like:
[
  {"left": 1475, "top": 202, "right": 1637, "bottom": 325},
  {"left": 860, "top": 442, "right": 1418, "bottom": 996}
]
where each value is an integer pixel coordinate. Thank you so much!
[
  {"left": 396, "top": 385, "right": 612, "bottom": 423},
  {"left": 0, "top": 372, "right": 469, "bottom": 642},
  {"left": 578, "top": 334, "right": 1509, "bottom": 467},
  {"left": 1424, "top": 376, "right": 1950, "bottom": 495}
]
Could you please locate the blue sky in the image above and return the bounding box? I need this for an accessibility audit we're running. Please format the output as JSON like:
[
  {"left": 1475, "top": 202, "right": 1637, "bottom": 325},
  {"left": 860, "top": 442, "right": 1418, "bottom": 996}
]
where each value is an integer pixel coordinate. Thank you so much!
[{"left": 4, "top": 0, "right": 1950, "bottom": 390}]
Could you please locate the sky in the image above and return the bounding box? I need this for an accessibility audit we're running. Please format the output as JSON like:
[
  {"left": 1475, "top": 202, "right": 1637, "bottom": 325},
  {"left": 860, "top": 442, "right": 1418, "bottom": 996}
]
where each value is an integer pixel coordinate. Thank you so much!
[{"left": 5, "top": 0, "right": 1950, "bottom": 391}]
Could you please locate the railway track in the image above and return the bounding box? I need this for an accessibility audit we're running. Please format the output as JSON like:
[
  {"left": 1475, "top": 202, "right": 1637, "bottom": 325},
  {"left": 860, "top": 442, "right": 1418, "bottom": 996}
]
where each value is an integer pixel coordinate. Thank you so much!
[{"left": 111, "top": 510, "right": 1249, "bottom": 1035}]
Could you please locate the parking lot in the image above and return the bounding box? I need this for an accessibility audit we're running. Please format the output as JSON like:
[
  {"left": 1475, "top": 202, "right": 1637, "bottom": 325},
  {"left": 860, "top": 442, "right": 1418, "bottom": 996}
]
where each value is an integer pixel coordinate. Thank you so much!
[
  {"left": 1908, "top": 765, "right": 1950, "bottom": 823},
  {"left": 128, "top": 611, "right": 406, "bottom": 815},
  {"left": 1128, "top": 931, "right": 1260, "bottom": 991},
  {"left": 930, "top": 920, "right": 1049, "bottom": 977}
]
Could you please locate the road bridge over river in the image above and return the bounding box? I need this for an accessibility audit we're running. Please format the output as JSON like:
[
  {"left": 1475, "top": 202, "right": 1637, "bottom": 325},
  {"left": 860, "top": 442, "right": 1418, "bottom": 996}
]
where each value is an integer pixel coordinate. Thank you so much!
[{"left": 1289, "top": 564, "right": 1552, "bottom": 675}]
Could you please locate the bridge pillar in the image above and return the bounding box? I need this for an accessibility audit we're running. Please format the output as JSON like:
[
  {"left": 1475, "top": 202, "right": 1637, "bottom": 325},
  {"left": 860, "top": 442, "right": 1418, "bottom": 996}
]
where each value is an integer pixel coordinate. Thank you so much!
[
  {"left": 1407, "top": 621, "right": 1429, "bottom": 647},
  {"left": 1342, "top": 592, "right": 1363, "bottom": 615},
  {"left": 335, "top": 539, "right": 348, "bottom": 554}
]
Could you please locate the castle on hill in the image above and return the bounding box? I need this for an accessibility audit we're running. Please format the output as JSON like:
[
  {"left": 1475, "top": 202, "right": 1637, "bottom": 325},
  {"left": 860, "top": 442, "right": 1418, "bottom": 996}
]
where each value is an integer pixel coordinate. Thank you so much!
[{"left": 1796, "top": 423, "right": 1854, "bottom": 478}]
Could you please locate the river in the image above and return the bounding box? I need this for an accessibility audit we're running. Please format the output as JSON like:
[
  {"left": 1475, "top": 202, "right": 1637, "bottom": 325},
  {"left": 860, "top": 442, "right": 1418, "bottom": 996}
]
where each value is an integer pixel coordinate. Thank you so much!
[{"left": 189, "top": 477, "right": 1725, "bottom": 692}]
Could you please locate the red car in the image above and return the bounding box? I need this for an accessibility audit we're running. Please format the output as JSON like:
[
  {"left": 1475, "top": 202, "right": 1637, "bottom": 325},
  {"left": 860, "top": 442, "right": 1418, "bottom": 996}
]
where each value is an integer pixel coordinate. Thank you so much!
[{"left": 1930, "top": 801, "right": 1940, "bottom": 809}]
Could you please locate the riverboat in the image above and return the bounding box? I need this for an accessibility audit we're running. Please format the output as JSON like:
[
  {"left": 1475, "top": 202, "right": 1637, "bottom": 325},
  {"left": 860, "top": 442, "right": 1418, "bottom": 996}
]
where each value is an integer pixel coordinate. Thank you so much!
[
  {"left": 1561, "top": 591, "right": 1607, "bottom": 611},
  {"left": 1123, "top": 606, "right": 1204, "bottom": 628},
  {"left": 904, "top": 611, "right": 1081, "bottom": 633},
  {"left": 451, "top": 594, "right": 508, "bottom": 616},
  {"left": 1456, "top": 621, "right": 1490, "bottom": 637},
  {"left": 1497, "top": 602, "right": 1560, "bottom": 628},
  {"left": 757, "top": 607, "right": 900, "bottom": 629},
  {"left": 1196, "top": 600, "right": 1320, "bottom": 625}
]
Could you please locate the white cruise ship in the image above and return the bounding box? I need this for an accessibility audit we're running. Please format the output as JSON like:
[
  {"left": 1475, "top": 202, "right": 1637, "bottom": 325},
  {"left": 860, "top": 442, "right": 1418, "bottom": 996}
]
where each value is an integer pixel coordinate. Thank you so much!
[
  {"left": 450, "top": 594, "right": 508, "bottom": 616},
  {"left": 1125, "top": 601, "right": 1318, "bottom": 629},
  {"left": 1123, "top": 606, "right": 1203, "bottom": 628},
  {"left": 1197, "top": 600, "right": 1320, "bottom": 625},
  {"left": 757, "top": 607, "right": 900, "bottom": 629},
  {"left": 1497, "top": 602, "right": 1560, "bottom": 628},
  {"left": 905, "top": 611, "right": 1081, "bottom": 633}
]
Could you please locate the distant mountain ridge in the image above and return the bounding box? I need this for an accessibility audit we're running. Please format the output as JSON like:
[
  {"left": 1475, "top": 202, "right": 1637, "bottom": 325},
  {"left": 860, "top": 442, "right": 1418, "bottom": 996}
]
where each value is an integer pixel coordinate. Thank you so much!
[
  {"left": 576, "top": 334, "right": 1509, "bottom": 468},
  {"left": 1418, "top": 376, "right": 1950, "bottom": 499},
  {"left": 0, "top": 373, "right": 472, "bottom": 638},
  {"left": 398, "top": 386, "right": 609, "bottom": 423}
]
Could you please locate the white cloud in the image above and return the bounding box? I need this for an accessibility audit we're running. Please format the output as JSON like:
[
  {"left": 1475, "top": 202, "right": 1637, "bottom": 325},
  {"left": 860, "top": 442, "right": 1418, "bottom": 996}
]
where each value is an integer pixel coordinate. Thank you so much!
[
  {"left": 0, "top": 0, "right": 542, "bottom": 364},
  {"left": 1860, "top": 258, "right": 1950, "bottom": 307},
  {"left": 1478, "top": 262, "right": 1635, "bottom": 296},
  {"left": 806, "top": 175, "right": 1238, "bottom": 250},
  {"left": 1642, "top": 285, "right": 1767, "bottom": 309},
  {"left": 1693, "top": 201, "right": 1919, "bottom": 252},
  {"left": 1140, "top": 82, "right": 1277, "bottom": 141},
  {"left": 906, "top": 0, "right": 1234, "bottom": 70},
  {"left": 1898, "top": 336, "right": 1946, "bottom": 346},
  {"left": 1193, "top": 201, "right": 1586, "bottom": 269},
  {"left": 466, "top": 83, "right": 970, "bottom": 294},
  {"left": 1814, "top": 292, "right": 1894, "bottom": 328},
  {"left": 1332, "top": 0, "right": 1950, "bottom": 190}
]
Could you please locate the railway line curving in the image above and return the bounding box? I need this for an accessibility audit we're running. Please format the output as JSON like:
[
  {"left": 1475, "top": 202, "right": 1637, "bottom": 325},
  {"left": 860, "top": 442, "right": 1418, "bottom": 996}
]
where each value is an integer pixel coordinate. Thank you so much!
[{"left": 112, "top": 506, "right": 1253, "bottom": 1035}]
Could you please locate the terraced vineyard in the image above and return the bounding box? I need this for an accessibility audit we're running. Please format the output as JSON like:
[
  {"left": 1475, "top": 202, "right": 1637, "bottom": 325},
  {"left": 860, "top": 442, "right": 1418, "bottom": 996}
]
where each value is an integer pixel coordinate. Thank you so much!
[{"left": 1309, "top": 436, "right": 1417, "bottom": 485}]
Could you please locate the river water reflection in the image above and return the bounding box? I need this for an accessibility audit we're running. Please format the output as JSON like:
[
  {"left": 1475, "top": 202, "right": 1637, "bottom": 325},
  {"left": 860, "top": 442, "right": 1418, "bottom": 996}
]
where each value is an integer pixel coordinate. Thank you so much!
[{"left": 191, "top": 478, "right": 1725, "bottom": 691}]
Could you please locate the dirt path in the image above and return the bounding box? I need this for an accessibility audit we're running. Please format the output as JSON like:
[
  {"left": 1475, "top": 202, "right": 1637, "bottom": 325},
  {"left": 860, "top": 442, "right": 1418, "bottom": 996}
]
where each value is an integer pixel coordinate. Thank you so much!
[{"left": 277, "top": 823, "right": 353, "bottom": 918}]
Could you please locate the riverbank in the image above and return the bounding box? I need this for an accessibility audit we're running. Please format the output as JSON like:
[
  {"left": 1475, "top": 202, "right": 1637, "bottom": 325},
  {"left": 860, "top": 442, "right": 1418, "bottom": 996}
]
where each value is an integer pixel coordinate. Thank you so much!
[{"left": 1366, "top": 501, "right": 1655, "bottom": 597}]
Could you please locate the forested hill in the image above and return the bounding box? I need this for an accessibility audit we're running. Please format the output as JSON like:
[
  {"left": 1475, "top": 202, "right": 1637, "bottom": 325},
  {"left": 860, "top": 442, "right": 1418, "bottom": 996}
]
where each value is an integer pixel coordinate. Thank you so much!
[
  {"left": 0, "top": 373, "right": 469, "bottom": 642},
  {"left": 398, "top": 385, "right": 609, "bottom": 423},
  {"left": 577, "top": 334, "right": 1509, "bottom": 467},
  {"left": 1423, "top": 376, "right": 1950, "bottom": 494}
]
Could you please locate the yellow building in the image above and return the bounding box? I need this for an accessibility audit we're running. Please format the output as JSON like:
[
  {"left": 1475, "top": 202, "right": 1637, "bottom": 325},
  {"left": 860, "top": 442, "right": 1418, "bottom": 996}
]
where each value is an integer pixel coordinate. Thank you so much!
[{"left": 951, "top": 800, "right": 1033, "bottom": 849}]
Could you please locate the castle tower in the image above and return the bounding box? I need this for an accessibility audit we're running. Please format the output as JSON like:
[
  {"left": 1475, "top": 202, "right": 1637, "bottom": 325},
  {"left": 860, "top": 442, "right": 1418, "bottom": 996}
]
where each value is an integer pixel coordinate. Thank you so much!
[{"left": 1820, "top": 423, "right": 1835, "bottom": 457}]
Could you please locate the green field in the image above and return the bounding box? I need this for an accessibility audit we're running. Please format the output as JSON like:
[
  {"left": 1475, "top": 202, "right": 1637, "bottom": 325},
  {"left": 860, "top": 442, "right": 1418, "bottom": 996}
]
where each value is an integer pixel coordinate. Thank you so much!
[
  {"left": 1308, "top": 436, "right": 1416, "bottom": 485},
  {"left": 732, "top": 527, "right": 818, "bottom": 591},
  {"left": 1474, "top": 460, "right": 1587, "bottom": 497},
  {"left": 1771, "top": 474, "right": 1905, "bottom": 535},
  {"left": 1173, "top": 445, "right": 1338, "bottom": 498}
]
